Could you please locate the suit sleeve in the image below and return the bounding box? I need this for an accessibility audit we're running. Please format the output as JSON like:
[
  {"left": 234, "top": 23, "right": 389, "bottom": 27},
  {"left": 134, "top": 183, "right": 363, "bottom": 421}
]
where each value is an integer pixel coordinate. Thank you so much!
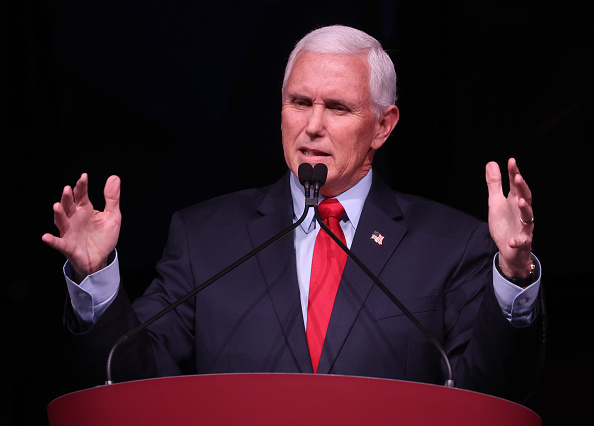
[
  {"left": 65, "top": 211, "right": 198, "bottom": 385},
  {"left": 445, "top": 223, "right": 546, "bottom": 402}
]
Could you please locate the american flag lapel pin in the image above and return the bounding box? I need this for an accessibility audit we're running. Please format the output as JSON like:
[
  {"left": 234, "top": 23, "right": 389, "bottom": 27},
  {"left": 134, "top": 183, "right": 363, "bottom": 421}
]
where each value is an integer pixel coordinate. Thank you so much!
[{"left": 370, "top": 231, "right": 384, "bottom": 245}]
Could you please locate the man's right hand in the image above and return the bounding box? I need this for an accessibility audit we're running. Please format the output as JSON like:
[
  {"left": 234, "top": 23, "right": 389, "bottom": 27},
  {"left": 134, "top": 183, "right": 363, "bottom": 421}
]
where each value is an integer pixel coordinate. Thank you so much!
[{"left": 42, "top": 173, "right": 122, "bottom": 283}]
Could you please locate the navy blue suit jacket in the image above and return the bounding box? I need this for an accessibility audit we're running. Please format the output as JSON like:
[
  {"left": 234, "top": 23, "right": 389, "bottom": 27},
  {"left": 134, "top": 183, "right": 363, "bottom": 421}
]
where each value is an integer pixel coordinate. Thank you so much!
[{"left": 69, "top": 172, "right": 545, "bottom": 402}]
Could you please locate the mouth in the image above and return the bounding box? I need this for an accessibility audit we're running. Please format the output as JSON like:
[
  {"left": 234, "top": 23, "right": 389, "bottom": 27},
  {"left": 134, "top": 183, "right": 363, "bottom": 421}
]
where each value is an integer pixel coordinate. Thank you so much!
[{"left": 300, "top": 148, "right": 330, "bottom": 157}]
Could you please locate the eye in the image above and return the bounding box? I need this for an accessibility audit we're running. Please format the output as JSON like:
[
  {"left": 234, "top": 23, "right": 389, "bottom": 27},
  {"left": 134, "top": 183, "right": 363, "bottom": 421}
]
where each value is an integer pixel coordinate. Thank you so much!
[
  {"left": 288, "top": 96, "right": 311, "bottom": 108},
  {"left": 330, "top": 103, "right": 350, "bottom": 114}
]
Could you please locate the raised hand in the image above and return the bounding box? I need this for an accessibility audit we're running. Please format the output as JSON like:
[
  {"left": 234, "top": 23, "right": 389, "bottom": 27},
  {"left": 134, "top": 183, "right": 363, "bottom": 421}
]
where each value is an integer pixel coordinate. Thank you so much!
[
  {"left": 485, "top": 158, "right": 534, "bottom": 278},
  {"left": 42, "top": 173, "right": 122, "bottom": 283}
]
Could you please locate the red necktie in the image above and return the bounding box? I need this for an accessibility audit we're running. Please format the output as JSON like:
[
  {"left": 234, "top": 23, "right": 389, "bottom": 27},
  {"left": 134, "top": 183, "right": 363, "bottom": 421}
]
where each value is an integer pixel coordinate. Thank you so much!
[{"left": 306, "top": 198, "right": 348, "bottom": 373}]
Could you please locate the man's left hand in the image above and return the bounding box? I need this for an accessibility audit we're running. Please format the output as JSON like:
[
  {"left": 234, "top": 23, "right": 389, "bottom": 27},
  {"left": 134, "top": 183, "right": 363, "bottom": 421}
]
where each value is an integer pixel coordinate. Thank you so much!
[{"left": 485, "top": 158, "right": 534, "bottom": 278}]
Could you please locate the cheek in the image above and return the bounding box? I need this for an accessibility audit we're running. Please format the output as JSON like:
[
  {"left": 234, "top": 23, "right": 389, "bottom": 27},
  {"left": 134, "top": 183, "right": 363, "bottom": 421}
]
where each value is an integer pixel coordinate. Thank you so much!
[
  {"left": 281, "top": 112, "right": 301, "bottom": 168},
  {"left": 281, "top": 109, "right": 305, "bottom": 134},
  {"left": 330, "top": 125, "right": 371, "bottom": 158}
]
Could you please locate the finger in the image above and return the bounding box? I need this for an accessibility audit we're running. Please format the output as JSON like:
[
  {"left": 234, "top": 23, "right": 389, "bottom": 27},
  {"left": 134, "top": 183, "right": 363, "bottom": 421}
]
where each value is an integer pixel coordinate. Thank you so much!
[
  {"left": 509, "top": 233, "right": 533, "bottom": 250},
  {"left": 41, "top": 233, "right": 65, "bottom": 252},
  {"left": 507, "top": 158, "right": 520, "bottom": 197},
  {"left": 507, "top": 158, "right": 533, "bottom": 204},
  {"left": 513, "top": 171, "right": 533, "bottom": 206},
  {"left": 73, "top": 173, "right": 90, "bottom": 206},
  {"left": 519, "top": 197, "right": 534, "bottom": 229},
  {"left": 41, "top": 233, "right": 57, "bottom": 248},
  {"left": 104, "top": 175, "right": 121, "bottom": 215},
  {"left": 485, "top": 161, "right": 503, "bottom": 199},
  {"left": 60, "top": 185, "right": 76, "bottom": 217},
  {"left": 42, "top": 231, "right": 72, "bottom": 256},
  {"left": 52, "top": 201, "right": 70, "bottom": 235}
]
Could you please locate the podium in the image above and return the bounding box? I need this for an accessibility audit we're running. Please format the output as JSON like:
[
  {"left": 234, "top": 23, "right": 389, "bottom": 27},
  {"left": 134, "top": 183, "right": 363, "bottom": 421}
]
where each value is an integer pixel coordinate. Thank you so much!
[{"left": 47, "top": 374, "right": 541, "bottom": 425}]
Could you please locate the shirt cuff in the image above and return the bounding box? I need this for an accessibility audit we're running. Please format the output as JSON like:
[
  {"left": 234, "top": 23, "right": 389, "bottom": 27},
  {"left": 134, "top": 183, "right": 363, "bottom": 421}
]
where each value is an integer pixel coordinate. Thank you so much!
[
  {"left": 64, "top": 250, "right": 120, "bottom": 324},
  {"left": 492, "top": 253, "right": 541, "bottom": 327}
]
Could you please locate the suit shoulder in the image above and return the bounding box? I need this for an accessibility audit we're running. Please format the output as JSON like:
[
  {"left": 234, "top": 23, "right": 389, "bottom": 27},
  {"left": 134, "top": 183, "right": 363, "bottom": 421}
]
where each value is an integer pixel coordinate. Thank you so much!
[
  {"left": 173, "top": 172, "right": 290, "bottom": 227},
  {"left": 177, "top": 185, "right": 271, "bottom": 223},
  {"left": 394, "top": 192, "right": 486, "bottom": 238}
]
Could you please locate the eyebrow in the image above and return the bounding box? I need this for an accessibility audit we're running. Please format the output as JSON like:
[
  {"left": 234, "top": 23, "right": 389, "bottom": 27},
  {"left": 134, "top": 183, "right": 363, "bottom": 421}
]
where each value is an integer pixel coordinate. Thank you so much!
[
  {"left": 286, "top": 92, "right": 355, "bottom": 109},
  {"left": 325, "top": 98, "right": 352, "bottom": 108},
  {"left": 286, "top": 93, "right": 311, "bottom": 102}
]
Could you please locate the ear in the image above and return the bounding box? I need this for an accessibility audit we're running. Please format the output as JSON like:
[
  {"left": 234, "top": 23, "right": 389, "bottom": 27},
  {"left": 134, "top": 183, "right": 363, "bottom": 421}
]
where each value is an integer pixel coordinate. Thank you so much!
[{"left": 371, "top": 105, "right": 400, "bottom": 150}]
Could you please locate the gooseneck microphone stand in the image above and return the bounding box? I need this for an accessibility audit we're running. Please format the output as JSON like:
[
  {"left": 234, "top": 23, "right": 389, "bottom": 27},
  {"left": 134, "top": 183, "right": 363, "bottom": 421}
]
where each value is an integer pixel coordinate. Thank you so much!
[{"left": 106, "top": 162, "right": 454, "bottom": 388}]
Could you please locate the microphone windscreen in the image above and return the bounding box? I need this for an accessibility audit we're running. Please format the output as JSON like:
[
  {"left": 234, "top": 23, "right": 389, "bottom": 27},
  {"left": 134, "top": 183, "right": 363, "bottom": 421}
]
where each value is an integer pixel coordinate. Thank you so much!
[
  {"left": 312, "top": 163, "right": 328, "bottom": 186},
  {"left": 298, "top": 163, "right": 313, "bottom": 186}
]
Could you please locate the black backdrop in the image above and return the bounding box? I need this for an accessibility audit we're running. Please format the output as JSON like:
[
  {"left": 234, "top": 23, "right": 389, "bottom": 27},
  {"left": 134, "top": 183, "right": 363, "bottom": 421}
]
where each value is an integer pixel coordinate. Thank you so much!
[{"left": 4, "top": 1, "right": 592, "bottom": 424}]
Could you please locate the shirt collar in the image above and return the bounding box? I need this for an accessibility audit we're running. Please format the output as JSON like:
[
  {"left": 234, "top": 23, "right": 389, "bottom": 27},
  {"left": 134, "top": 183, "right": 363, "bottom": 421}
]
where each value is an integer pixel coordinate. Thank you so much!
[{"left": 290, "top": 168, "right": 373, "bottom": 234}]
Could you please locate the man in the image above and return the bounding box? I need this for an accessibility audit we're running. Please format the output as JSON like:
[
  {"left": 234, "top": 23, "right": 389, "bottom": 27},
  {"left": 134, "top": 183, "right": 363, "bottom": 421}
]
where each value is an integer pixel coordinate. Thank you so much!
[{"left": 43, "top": 25, "right": 544, "bottom": 402}]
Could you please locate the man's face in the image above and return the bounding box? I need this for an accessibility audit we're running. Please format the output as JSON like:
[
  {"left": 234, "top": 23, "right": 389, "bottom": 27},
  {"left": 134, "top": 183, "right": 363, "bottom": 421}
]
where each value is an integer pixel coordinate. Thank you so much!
[{"left": 281, "top": 51, "right": 398, "bottom": 197}]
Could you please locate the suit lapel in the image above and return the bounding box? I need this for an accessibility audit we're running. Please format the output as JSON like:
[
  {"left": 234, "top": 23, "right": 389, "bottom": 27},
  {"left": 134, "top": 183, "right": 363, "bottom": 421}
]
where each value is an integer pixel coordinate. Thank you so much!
[
  {"left": 317, "top": 174, "right": 408, "bottom": 374},
  {"left": 247, "top": 173, "right": 313, "bottom": 373}
]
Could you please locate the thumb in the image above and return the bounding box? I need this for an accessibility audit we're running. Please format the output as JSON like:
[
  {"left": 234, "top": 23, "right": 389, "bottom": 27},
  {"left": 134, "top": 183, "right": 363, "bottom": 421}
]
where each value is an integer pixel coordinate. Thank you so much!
[
  {"left": 104, "top": 175, "right": 121, "bottom": 214},
  {"left": 485, "top": 161, "right": 503, "bottom": 198}
]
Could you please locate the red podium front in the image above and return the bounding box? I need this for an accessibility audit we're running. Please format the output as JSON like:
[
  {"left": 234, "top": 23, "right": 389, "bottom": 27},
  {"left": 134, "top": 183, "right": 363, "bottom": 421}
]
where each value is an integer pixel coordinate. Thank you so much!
[{"left": 47, "top": 374, "right": 540, "bottom": 425}]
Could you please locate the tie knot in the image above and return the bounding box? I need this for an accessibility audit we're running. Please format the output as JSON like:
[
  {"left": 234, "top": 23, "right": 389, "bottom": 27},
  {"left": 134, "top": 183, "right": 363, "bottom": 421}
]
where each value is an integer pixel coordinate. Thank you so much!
[{"left": 318, "top": 198, "right": 345, "bottom": 220}]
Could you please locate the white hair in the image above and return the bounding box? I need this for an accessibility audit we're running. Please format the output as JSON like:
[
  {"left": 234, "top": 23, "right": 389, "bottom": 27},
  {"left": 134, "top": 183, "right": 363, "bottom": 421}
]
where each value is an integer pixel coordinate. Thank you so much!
[{"left": 282, "top": 25, "right": 397, "bottom": 117}]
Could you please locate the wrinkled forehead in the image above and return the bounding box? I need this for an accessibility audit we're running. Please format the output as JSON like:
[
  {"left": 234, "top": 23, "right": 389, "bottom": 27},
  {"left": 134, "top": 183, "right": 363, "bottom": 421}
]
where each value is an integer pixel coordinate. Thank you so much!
[
  {"left": 285, "top": 50, "right": 370, "bottom": 86},
  {"left": 285, "top": 52, "right": 371, "bottom": 96}
]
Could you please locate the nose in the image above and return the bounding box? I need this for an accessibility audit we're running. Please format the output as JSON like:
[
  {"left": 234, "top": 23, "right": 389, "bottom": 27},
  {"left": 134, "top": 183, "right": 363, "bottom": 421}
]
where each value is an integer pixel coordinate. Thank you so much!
[{"left": 305, "top": 104, "right": 325, "bottom": 138}]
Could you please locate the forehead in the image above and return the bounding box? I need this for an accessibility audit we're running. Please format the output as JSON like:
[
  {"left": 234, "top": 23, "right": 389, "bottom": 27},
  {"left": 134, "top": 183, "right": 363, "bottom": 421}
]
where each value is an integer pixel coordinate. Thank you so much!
[{"left": 286, "top": 52, "right": 371, "bottom": 99}]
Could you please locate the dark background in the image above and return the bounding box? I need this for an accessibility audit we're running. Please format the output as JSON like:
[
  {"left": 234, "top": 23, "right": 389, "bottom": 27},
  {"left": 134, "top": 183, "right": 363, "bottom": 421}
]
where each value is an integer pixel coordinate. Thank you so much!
[{"left": 3, "top": 1, "right": 591, "bottom": 424}]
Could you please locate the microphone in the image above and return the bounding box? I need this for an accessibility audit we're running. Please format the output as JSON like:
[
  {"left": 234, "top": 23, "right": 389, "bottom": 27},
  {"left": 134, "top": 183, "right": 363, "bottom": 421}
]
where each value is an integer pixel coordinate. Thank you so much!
[
  {"left": 303, "top": 163, "right": 327, "bottom": 208},
  {"left": 105, "top": 164, "right": 316, "bottom": 384},
  {"left": 313, "top": 171, "right": 455, "bottom": 388},
  {"left": 298, "top": 163, "right": 313, "bottom": 198},
  {"left": 311, "top": 163, "right": 327, "bottom": 199}
]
